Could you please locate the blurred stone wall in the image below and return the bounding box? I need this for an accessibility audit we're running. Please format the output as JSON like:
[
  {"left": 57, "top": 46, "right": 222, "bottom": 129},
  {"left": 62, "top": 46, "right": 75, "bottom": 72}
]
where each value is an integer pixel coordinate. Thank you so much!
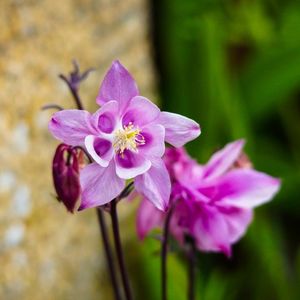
[{"left": 0, "top": 0, "right": 155, "bottom": 299}]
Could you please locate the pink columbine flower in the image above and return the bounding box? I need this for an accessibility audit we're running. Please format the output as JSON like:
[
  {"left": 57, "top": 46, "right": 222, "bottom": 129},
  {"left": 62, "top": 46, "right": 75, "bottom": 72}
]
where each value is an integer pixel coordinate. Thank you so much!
[
  {"left": 48, "top": 61, "right": 200, "bottom": 211},
  {"left": 137, "top": 140, "right": 281, "bottom": 256}
]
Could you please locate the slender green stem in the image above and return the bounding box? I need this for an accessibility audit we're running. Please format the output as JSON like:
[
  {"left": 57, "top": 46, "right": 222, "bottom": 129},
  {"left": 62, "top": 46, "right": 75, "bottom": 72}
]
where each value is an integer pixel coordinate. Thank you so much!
[{"left": 110, "top": 199, "right": 133, "bottom": 300}]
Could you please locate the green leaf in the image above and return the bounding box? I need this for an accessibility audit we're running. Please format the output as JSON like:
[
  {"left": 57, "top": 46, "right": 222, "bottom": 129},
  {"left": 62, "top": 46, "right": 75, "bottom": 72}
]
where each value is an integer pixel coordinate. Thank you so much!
[{"left": 240, "top": 43, "right": 300, "bottom": 118}]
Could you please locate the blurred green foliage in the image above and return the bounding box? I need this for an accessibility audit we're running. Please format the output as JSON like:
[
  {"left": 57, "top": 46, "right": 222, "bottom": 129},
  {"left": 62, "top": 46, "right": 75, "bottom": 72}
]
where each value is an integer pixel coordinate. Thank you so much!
[{"left": 133, "top": 0, "right": 300, "bottom": 299}]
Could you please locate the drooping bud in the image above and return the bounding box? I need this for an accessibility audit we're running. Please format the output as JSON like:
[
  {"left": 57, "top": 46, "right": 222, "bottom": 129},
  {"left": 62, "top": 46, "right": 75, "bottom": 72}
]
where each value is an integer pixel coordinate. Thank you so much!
[{"left": 52, "top": 144, "right": 81, "bottom": 213}]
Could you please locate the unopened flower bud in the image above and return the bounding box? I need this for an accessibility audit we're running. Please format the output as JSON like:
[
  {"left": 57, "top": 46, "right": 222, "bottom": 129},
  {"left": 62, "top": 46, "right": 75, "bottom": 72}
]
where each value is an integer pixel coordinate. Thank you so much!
[{"left": 52, "top": 144, "right": 81, "bottom": 213}]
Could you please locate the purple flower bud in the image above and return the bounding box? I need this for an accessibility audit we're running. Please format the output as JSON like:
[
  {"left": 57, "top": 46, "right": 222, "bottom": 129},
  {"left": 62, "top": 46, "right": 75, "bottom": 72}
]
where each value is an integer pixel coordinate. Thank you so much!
[
  {"left": 52, "top": 144, "right": 81, "bottom": 213},
  {"left": 59, "top": 60, "right": 94, "bottom": 92}
]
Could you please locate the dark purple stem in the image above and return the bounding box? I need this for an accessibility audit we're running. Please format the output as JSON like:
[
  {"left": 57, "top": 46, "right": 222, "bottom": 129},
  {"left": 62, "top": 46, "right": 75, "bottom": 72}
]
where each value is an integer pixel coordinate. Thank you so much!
[
  {"left": 161, "top": 205, "right": 175, "bottom": 300},
  {"left": 186, "top": 236, "right": 197, "bottom": 300},
  {"left": 97, "top": 208, "right": 122, "bottom": 300},
  {"left": 118, "top": 182, "right": 134, "bottom": 200},
  {"left": 110, "top": 199, "right": 133, "bottom": 300},
  {"left": 59, "top": 74, "right": 84, "bottom": 110}
]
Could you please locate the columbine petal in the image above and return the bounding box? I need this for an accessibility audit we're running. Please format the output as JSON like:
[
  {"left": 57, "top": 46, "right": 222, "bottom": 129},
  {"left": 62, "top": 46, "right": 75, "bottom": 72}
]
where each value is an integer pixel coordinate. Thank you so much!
[
  {"left": 85, "top": 135, "right": 113, "bottom": 167},
  {"left": 136, "top": 199, "right": 164, "bottom": 240},
  {"left": 115, "top": 150, "right": 151, "bottom": 179},
  {"left": 216, "top": 206, "right": 253, "bottom": 244},
  {"left": 49, "top": 110, "right": 94, "bottom": 146},
  {"left": 191, "top": 204, "right": 232, "bottom": 256},
  {"left": 203, "top": 139, "right": 245, "bottom": 180},
  {"left": 96, "top": 60, "right": 139, "bottom": 112},
  {"left": 158, "top": 112, "right": 200, "bottom": 147},
  {"left": 122, "top": 96, "right": 160, "bottom": 128},
  {"left": 91, "top": 100, "right": 119, "bottom": 134},
  {"left": 134, "top": 158, "right": 171, "bottom": 211},
  {"left": 214, "top": 169, "right": 281, "bottom": 209},
  {"left": 169, "top": 200, "right": 193, "bottom": 245},
  {"left": 192, "top": 204, "right": 253, "bottom": 256},
  {"left": 138, "top": 124, "right": 165, "bottom": 158},
  {"left": 79, "top": 162, "right": 125, "bottom": 210}
]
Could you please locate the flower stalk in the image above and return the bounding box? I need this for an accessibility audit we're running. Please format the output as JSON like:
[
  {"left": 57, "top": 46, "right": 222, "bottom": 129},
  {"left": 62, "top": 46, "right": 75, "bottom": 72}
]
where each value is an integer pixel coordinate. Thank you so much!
[
  {"left": 110, "top": 198, "right": 133, "bottom": 300},
  {"left": 58, "top": 60, "right": 93, "bottom": 110},
  {"left": 97, "top": 208, "right": 122, "bottom": 300},
  {"left": 161, "top": 204, "right": 175, "bottom": 300},
  {"left": 185, "top": 235, "right": 197, "bottom": 300},
  {"left": 59, "top": 72, "right": 84, "bottom": 110}
]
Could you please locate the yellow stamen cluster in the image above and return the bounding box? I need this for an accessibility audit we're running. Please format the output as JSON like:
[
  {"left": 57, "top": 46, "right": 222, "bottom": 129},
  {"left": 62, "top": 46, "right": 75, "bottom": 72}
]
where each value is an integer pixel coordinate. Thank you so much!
[{"left": 113, "top": 122, "right": 145, "bottom": 156}]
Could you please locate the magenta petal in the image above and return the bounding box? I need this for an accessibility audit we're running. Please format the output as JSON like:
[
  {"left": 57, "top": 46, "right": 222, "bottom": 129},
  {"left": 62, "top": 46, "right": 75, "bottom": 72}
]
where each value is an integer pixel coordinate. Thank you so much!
[
  {"left": 92, "top": 100, "right": 119, "bottom": 134},
  {"left": 79, "top": 162, "right": 125, "bottom": 210},
  {"left": 203, "top": 139, "right": 245, "bottom": 180},
  {"left": 96, "top": 60, "right": 139, "bottom": 112},
  {"left": 158, "top": 112, "right": 201, "bottom": 147},
  {"left": 139, "top": 124, "right": 165, "bottom": 158},
  {"left": 136, "top": 198, "right": 164, "bottom": 240},
  {"left": 169, "top": 201, "right": 191, "bottom": 245},
  {"left": 192, "top": 204, "right": 253, "bottom": 256},
  {"left": 85, "top": 135, "right": 113, "bottom": 167},
  {"left": 134, "top": 158, "right": 171, "bottom": 211},
  {"left": 191, "top": 204, "right": 231, "bottom": 256},
  {"left": 214, "top": 169, "right": 281, "bottom": 209},
  {"left": 122, "top": 96, "right": 160, "bottom": 128},
  {"left": 115, "top": 150, "right": 151, "bottom": 179},
  {"left": 217, "top": 206, "right": 253, "bottom": 244},
  {"left": 49, "top": 109, "right": 94, "bottom": 146}
]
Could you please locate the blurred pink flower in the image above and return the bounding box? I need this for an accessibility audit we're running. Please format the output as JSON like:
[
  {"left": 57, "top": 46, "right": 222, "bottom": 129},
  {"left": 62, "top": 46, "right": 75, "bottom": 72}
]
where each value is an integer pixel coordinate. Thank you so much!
[
  {"left": 137, "top": 140, "right": 281, "bottom": 256},
  {"left": 49, "top": 61, "right": 200, "bottom": 211}
]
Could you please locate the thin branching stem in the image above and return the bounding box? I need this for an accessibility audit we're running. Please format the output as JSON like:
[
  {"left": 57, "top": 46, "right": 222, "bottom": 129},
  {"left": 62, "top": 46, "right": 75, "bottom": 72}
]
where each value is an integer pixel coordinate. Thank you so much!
[
  {"left": 118, "top": 182, "right": 134, "bottom": 200},
  {"left": 110, "top": 199, "right": 133, "bottom": 300},
  {"left": 161, "top": 204, "right": 175, "bottom": 300},
  {"left": 97, "top": 208, "right": 122, "bottom": 300},
  {"left": 59, "top": 74, "right": 84, "bottom": 110},
  {"left": 186, "top": 236, "right": 197, "bottom": 300}
]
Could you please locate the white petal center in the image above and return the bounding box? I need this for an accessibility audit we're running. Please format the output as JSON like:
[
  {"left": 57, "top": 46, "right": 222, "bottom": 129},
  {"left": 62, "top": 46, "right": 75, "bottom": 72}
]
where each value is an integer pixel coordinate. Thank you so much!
[{"left": 113, "top": 122, "right": 145, "bottom": 155}]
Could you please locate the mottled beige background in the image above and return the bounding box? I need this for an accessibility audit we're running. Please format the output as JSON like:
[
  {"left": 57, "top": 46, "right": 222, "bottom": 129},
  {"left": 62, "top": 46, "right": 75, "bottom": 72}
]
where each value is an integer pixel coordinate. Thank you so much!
[{"left": 0, "top": 0, "right": 155, "bottom": 299}]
